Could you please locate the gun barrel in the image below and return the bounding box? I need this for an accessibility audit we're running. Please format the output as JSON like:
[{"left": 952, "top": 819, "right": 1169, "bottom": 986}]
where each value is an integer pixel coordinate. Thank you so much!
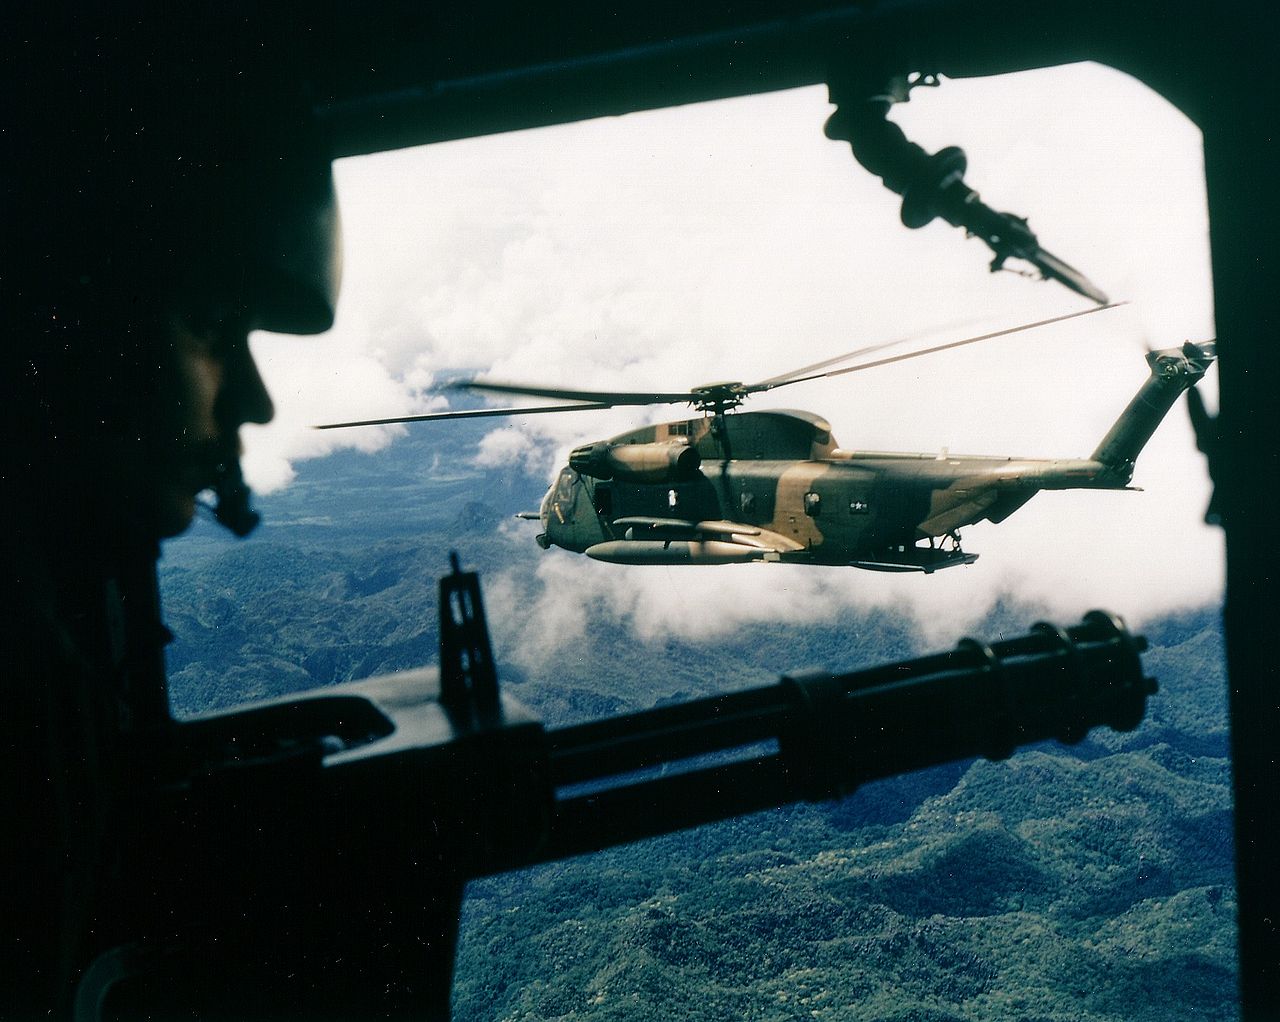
[{"left": 540, "top": 611, "right": 1151, "bottom": 862}]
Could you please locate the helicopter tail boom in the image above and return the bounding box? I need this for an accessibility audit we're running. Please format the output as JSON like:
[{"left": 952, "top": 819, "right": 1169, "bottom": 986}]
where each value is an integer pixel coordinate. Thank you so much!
[{"left": 1089, "top": 341, "right": 1216, "bottom": 484}]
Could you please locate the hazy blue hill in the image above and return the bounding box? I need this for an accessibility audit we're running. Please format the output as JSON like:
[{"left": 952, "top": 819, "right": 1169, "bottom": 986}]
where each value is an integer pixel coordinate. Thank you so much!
[
  {"left": 163, "top": 418, "right": 545, "bottom": 713},
  {"left": 159, "top": 438, "right": 1237, "bottom": 1020},
  {"left": 463, "top": 603, "right": 1234, "bottom": 1021}
]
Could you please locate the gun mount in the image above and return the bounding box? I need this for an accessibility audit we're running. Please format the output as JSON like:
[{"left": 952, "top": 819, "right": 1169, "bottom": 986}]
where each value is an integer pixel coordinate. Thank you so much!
[
  {"left": 83, "top": 560, "right": 1155, "bottom": 1016},
  {"left": 824, "top": 73, "right": 1110, "bottom": 305}
]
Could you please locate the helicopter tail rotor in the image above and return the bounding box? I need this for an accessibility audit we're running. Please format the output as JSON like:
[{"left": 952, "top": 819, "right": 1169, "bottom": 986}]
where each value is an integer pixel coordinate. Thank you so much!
[{"left": 1090, "top": 340, "right": 1216, "bottom": 482}]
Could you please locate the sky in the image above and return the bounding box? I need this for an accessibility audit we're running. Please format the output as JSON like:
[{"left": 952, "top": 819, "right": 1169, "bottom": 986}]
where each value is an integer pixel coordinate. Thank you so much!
[{"left": 241, "top": 61, "right": 1219, "bottom": 651}]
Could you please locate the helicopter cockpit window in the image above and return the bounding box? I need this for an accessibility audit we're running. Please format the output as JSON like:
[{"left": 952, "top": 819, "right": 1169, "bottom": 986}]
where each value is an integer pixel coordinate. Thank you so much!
[{"left": 554, "top": 470, "right": 576, "bottom": 502}]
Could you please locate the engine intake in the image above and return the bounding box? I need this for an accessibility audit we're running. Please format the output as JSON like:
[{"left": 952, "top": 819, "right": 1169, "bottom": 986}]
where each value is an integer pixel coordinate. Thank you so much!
[{"left": 570, "top": 442, "right": 701, "bottom": 483}]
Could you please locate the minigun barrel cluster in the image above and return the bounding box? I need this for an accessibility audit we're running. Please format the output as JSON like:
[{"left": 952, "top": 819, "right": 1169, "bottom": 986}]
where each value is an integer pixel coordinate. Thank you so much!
[
  {"left": 541, "top": 610, "right": 1152, "bottom": 862},
  {"left": 151, "top": 565, "right": 1154, "bottom": 888},
  {"left": 154, "top": 567, "right": 1154, "bottom": 882},
  {"left": 106, "top": 565, "right": 1155, "bottom": 1015}
]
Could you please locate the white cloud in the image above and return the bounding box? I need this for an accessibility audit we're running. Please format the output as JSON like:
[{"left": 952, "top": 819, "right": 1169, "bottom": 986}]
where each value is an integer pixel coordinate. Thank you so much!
[
  {"left": 473, "top": 426, "right": 553, "bottom": 475},
  {"left": 239, "top": 325, "right": 442, "bottom": 493},
  {"left": 238, "top": 61, "right": 1219, "bottom": 647}
]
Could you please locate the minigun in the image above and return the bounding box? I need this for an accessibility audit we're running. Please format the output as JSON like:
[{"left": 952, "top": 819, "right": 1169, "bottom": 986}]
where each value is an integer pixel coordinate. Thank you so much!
[{"left": 90, "top": 558, "right": 1155, "bottom": 1018}]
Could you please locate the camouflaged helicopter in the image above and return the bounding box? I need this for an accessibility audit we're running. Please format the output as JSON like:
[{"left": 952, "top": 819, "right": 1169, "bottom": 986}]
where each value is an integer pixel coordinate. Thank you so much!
[{"left": 321, "top": 307, "right": 1215, "bottom": 573}]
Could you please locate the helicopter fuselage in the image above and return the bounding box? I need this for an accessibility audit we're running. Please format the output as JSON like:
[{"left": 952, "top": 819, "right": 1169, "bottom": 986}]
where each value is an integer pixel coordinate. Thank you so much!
[
  {"left": 535, "top": 409, "right": 1114, "bottom": 572},
  {"left": 529, "top": 343, "right": 1215, "bottom": 571}
]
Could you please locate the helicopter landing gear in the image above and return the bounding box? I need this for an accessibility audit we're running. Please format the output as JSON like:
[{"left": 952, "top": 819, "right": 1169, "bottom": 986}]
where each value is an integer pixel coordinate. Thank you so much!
[{"left": 919, "top": 532, "right": 975, "bottom": 572}]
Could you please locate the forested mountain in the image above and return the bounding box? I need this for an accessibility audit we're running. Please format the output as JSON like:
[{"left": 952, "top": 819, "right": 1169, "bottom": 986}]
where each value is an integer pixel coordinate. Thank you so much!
[{"left": 160, "top": 429, "right": 1236, "bottom": 1021}]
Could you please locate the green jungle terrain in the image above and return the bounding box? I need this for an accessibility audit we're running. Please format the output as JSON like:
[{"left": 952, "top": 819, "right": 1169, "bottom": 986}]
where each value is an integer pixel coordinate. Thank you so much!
[{"left": 161, "top": 426, "right": 1236, "bottom": 1021}]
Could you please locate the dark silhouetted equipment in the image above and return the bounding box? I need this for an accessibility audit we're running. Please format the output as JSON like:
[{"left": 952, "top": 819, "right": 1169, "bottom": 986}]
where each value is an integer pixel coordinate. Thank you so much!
[
  {"left": 83, "top": 560, "right": 1153, "bottom": 1015},
  {"left": 825, "top": 73, "right": 1110, "bottom": 305}
]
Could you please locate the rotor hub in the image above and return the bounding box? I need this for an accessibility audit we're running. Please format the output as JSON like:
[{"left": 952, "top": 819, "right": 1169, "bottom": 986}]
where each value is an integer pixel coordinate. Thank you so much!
[{"left": 690, "top": 381, "right": 748, "bottom": 413}]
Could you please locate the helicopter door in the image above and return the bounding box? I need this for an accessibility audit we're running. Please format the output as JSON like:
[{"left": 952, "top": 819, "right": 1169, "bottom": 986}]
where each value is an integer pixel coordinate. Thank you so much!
[{"left": 593, "top": 483, "right": 614, "bottom": 520}]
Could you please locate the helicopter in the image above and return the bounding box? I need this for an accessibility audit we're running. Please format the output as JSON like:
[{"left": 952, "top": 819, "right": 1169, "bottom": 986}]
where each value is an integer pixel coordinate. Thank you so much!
[{"left": 320, "top": 306, "right": 1215, "bottom": 573}]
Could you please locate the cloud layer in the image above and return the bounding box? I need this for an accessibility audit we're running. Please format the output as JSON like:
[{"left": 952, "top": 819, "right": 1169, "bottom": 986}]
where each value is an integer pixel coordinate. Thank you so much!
[{"left": 240, "top": 62, "right": 1220, "bottom": 647}]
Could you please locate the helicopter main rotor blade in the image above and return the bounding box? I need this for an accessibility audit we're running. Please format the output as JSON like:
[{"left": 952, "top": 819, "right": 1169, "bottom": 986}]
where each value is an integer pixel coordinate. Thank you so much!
[
  {"left": 318, "top": 303, "right": 1127, "bottom": 430},
  {"left": 745, "top": 317, "right": 988, "bottom": 391},
  {"left": 450, "top": 380, "right": 698, "bottom": 406},
  {"left": 748, "top": 302, "right": 1126, "bottom": 393},
  {"left": 315, "top": 402, "right": 615, "bottom": 429}
]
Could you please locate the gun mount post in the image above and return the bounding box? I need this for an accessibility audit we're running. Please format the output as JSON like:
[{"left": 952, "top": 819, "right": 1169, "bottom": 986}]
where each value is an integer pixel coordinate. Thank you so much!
[{"left": 438, "top": 551, "right": 501, "bottom": 726}]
